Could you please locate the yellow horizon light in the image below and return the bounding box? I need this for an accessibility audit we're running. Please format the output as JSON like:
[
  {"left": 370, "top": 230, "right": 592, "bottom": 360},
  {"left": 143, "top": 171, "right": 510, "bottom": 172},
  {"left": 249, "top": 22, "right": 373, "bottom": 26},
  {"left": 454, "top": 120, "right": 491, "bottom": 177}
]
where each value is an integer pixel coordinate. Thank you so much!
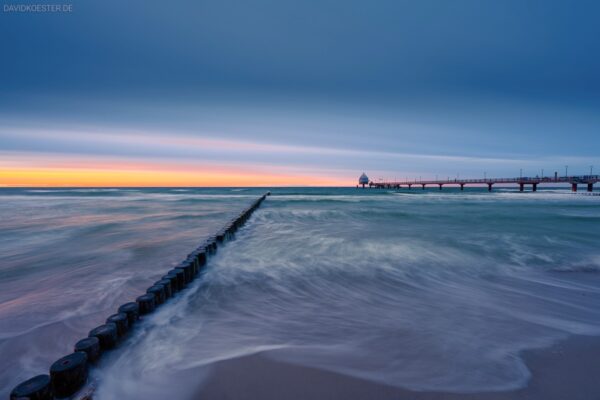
[{"left": 0, "top": 167, "right": 348, "bottom": 187}]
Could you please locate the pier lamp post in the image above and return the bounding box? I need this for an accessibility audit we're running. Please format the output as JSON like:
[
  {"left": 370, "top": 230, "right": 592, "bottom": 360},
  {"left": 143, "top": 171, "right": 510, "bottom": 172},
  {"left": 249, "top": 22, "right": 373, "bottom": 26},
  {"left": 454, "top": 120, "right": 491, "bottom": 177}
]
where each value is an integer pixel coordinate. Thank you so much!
[
  {"left": 541, "top": 169, "right": 544, "bottom": 179},
  {"left": 591, "top": 165, "right": 594, "bottom": 176},
  {"left": 565, "top": 165, "right": 568, "bottom": 177},
  {"left": 484, "top": 171, "right": 487, "bottom": 181},
  {"left": 520, "top": 169, "right": 522, "bottom": 179}
]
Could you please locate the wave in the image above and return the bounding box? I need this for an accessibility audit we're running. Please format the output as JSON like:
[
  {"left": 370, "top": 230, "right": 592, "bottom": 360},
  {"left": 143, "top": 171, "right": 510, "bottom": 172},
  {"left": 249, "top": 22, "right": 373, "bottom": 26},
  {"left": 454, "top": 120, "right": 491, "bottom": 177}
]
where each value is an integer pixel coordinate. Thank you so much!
[
  {"left": 3, "top": 188, "right": 600, "bottom": 399},
  {"left": 93, "top": 191, "right": 600, "bottom": 398}
]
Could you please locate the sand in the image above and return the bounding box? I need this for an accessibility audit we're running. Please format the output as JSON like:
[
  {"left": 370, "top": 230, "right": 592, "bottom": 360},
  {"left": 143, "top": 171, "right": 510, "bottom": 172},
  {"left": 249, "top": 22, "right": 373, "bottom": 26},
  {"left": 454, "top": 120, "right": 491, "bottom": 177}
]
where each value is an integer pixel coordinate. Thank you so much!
[{"left": 194, "top": 335, "right": 600, "bottom": 400}]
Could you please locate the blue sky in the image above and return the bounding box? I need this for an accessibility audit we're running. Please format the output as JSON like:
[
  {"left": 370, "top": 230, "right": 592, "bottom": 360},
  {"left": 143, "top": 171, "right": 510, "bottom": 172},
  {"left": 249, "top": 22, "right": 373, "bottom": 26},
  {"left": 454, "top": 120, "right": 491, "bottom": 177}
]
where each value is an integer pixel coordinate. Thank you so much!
[{"left": 1, "top": 0, "right": 599, "bottom": 185}]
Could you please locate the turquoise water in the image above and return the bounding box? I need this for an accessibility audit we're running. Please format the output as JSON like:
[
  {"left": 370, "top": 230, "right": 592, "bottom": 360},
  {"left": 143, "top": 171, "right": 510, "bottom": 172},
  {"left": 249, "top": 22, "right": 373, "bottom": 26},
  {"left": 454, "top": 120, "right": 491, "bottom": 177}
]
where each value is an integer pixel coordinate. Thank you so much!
[{"left": 1, "top": 187, "right": 599, "bottom": 397}]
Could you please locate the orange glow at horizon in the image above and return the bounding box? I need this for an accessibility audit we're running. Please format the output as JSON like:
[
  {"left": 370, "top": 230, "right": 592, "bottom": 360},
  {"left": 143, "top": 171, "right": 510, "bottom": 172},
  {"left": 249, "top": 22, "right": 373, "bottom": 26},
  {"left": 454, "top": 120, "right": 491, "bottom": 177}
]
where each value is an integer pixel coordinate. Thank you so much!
[{"left": 0, "top": 167, "right": 349, "bottom": 187}]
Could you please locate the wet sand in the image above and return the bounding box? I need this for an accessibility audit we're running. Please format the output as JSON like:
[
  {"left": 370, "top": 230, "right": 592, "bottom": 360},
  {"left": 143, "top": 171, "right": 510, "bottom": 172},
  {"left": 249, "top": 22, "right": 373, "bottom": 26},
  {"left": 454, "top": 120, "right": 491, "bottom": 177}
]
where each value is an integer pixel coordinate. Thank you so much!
[{"left": 195, "top": 335, "right": 600, "bottom": 400}]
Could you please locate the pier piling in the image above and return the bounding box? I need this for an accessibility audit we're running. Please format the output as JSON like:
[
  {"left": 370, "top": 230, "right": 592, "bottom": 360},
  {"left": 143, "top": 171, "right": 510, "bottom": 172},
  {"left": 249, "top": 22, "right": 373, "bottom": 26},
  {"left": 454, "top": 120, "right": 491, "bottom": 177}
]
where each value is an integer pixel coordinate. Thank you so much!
[
  {"left": 146, "top": 285, "right": 166, "bottom": 305},
  {"left": 74, "top": 337, "right": 101, "bottom": 364},
  {"left": 49, "top": 352, "right": 88, "bottom": 398},
  {"left": 88, "top": 324, "right": 118, "bottom": 350},
  {"left": 10, "top": 374, "right": 53, "bottom": 400},
  {"left": 155, "top": 279, "right": 173, "bottom": 299},
  {"left": 106, "top": 313, "right": 129, "bottom": 338},
  {"left": 118, "top": 303, "right": 139, "bottom": 325},
  {"left": 136, "top": 294, "right": 156, "bottom": 315}
]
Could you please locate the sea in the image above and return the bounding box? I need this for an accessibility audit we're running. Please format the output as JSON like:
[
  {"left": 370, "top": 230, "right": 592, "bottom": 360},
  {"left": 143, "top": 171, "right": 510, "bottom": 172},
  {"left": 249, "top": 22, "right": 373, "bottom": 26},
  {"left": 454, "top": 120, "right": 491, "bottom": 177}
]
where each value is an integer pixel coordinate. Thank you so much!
[{"left": 1, "top": 187, "right": 599, "bottom": 398}]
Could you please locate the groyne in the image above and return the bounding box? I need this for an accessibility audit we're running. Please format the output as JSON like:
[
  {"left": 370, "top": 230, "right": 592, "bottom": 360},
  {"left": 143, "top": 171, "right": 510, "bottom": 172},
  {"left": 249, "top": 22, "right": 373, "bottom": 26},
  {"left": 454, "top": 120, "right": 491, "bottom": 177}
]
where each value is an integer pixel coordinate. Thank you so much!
[{"left": 9, "top": 193, "right": 270, "bottom": 400}]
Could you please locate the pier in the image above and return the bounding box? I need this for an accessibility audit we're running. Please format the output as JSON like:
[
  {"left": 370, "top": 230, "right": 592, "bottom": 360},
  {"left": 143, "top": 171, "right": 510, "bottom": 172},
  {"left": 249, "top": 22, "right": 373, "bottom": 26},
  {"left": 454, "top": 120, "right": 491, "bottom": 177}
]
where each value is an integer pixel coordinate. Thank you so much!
[{"left": 368, "top": 175, "right": 599, "bottom": 192}]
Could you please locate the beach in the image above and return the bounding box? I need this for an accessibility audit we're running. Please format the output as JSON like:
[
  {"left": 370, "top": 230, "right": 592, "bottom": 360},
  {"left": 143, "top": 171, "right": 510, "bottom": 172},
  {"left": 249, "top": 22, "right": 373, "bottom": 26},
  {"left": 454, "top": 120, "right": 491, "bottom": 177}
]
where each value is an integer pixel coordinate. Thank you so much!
[
  {"left": 4, "top": 1, "right": 600, "bottom": 397},
  {"left": 197, "top": 335, "right": 600, "bottom": 400},
  {"left": 1, "top": 187, "right": 600, "bottom": 399}
]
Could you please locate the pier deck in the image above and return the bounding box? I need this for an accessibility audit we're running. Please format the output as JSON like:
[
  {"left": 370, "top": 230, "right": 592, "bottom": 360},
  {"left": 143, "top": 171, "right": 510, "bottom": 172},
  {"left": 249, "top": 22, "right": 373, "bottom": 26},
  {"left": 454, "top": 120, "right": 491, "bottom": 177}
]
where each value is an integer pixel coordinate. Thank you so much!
[{"left": 369, "top": 175, "right": 599, "bottom": 192}]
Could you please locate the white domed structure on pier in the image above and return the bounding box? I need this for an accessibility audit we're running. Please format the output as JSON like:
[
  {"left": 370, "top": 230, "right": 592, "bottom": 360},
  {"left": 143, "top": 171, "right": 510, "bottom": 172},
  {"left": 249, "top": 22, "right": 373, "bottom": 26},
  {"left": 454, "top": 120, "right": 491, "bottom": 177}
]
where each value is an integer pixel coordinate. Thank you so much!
[{"left": 358, "top": 172, "right": 369, "bottom": 187}]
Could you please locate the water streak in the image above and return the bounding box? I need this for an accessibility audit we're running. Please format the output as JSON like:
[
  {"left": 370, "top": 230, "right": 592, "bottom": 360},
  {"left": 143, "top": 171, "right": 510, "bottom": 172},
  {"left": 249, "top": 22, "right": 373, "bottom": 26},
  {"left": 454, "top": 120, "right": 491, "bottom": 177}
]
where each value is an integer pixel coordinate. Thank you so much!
[{"left": 1, "top": 188, "right": 599, "bottom": 398}]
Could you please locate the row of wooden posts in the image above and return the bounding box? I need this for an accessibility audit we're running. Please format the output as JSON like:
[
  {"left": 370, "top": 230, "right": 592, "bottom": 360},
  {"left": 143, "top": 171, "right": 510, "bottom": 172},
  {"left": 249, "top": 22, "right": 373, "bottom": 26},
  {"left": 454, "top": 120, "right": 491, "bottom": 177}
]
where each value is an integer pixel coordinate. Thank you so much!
[{"left": 10, "top": 193, "right": 269, "bottom": 400}]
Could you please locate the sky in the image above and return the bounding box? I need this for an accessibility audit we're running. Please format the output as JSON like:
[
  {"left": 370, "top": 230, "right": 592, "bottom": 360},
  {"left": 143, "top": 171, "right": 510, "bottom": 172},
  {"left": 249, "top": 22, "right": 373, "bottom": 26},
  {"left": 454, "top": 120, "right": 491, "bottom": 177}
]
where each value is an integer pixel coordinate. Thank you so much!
[{"left": 1, "top": 0, "right": 599, "bottom": 186}]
